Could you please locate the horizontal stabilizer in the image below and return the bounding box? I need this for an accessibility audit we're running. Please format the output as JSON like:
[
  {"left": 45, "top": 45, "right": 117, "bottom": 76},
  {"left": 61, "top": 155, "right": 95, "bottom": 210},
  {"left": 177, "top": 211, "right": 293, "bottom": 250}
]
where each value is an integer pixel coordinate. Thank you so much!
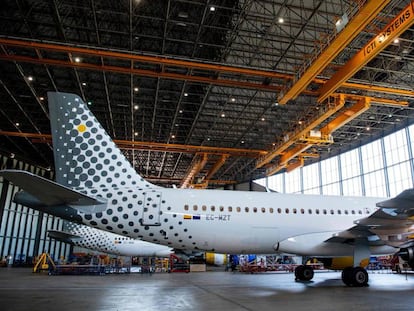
[
  {"left": 48, "top": 230, "right": 82, "bottom": 244},
  {"left": 0, "top": 170, "right": 106, "bottom": 207}
]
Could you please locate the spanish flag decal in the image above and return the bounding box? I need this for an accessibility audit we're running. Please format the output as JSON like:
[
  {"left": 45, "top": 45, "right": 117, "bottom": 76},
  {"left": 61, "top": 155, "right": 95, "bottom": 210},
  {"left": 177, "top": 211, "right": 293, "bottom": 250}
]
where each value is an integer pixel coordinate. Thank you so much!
[{"left": 183, "top": 214, "right": 192, "bottom": 220}]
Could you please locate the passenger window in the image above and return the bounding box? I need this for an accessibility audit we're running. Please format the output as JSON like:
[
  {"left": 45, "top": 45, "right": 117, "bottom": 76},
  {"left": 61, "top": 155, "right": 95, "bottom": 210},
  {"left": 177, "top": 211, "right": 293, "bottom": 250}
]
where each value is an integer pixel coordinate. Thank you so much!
[
  {"left": 236, "top": 207, "right": 241, "bottom": 212},
  {"left": 330, "top": 210, "right": 334, "bottom": 215},
  {"left": 358, "top": 210, "right": 362, "bottom": 215},
  {"left": 245, "top": 207, "right": 249, "bottom": 213},
  {"left": 300, "top": 209, "right": 305, "bottom": 214},
  {"left": 202, "top": 205, "right": 207, "bottom": 211},
  {"left": 228, "top": 206, "right": 233, "bottom": 212},
  {"left": 184, "top": 204, "right": 189, "bottom": 211},
  {"left": 285, "top": 208, "right": 289, "bottom": 214},
  {"left": 308, "top": 209, "right": 312, "bottom": 214},
  {"left": 211, "top": 206, "right": 215, "bottom": 212},
  {"left": 269, "top": 208, "right": 274, "bottom": 213},
  {"left": 323, "top": 209, "right": 327, "bottom": 215},
  {"left": 293, "top": 208, "right": 297, "bottom": 214},
  {"left": 253, "top": 207, "right": 257, "bottom": 213},
  {"left": 337, "top": 210, "right": 341, "bottom": 215},
  {"left": 277, "top": 208, "right": 282, "bottom": 214},
  {"left": 193, "top": 205, "right": 198, "bottom": 211},
  {"left": 315, "top": 209, "right": 319, "bottom": 214},
  {"left": 220, "top": 206, "right": 224, "bottom": 212},
  {"left": 351, "top": 210, "right": 355, "bottom": 214},
  {"left": 344, "top": 210, "right": 348, "bottom": 215},
  {"left": 261, "top": 207, "right": 266, "bottom": 213}
]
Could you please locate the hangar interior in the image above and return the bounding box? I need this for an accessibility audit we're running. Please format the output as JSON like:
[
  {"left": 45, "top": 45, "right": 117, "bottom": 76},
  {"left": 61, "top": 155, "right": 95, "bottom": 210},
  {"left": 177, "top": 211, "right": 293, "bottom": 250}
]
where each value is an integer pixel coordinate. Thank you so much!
[{"left": 1, "top": 0, "right": 414, "bottom": 264}]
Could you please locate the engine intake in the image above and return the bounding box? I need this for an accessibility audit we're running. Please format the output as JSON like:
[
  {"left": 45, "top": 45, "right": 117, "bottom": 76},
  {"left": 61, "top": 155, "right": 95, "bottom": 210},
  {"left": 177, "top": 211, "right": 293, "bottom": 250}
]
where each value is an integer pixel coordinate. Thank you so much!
[{"left": 398, "top": 247, "right": 414, "bottom": 268}]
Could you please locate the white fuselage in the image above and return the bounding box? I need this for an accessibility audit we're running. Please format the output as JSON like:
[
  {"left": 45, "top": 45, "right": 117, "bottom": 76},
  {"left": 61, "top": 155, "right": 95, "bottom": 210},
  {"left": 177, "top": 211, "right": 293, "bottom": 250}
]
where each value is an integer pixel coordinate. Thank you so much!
[
  {"left": 67, "top": 224, "right": 173, "bottom": 257},
  {"left": 78, "top": 187, "right": 393, "bottom": 256}
]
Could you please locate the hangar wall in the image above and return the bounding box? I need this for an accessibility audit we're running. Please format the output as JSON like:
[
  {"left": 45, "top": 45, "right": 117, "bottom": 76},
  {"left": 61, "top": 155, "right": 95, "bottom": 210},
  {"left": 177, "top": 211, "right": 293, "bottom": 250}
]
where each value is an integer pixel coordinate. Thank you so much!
[
  {"left": 257, "top": 124, "right": 414, "bottom": 197},
  {"left": 0, "top": 155, "right": 70, "bottom": 265}
]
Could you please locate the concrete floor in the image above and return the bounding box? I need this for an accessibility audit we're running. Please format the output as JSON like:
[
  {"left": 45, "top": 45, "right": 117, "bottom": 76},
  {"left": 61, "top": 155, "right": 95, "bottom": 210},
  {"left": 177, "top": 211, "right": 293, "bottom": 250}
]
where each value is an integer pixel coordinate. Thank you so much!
[{"left": 1, "top": 268, "right": 414, "bottom": 311}]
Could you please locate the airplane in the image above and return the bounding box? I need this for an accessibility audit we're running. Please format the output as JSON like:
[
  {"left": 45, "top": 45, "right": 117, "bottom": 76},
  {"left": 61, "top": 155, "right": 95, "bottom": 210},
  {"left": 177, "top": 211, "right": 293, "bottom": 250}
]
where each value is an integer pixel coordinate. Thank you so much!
[
  {"left": 48, "top": 221, "right": 173, "bottom": 257},
  {"left": 1, "top": 91, "right": 414, "bottom": 287}
]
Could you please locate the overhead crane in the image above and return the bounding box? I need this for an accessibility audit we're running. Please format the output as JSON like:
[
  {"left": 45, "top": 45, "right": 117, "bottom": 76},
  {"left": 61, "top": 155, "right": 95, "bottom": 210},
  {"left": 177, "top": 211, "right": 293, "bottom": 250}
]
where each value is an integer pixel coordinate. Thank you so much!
[
  {"left": 277, "top": 0, "right": 390, "bottom": 105},
  {"left": 318, "top": 0, "right": 414, "bottom": 103},
  {"left": 258, "top": 95, "right": 407, "bottom": 176}
]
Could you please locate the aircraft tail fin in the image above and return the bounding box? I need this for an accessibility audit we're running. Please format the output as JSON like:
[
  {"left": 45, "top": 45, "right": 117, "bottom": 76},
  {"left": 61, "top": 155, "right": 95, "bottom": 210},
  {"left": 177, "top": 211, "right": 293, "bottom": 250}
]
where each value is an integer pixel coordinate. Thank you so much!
[{"left": 47, "top": 92, "right": 156, "bottom": 192}]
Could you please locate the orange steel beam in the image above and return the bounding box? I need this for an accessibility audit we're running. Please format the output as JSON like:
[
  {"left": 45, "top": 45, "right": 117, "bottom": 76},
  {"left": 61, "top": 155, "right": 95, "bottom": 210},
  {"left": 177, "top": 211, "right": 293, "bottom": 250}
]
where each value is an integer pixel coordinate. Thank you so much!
[
  {"left": 320, "top": 97, "right": 371, "bottom": 135},
  {"left": 205, "top": 154, "right": 230, "bottom": 181},
  {"left": 318, "top": 0, "right": 414, "bottom": 103},
  {"left": 279, "top": 144, "right": 311, "bottom": 166},
  {"left": 334, "top": 93, "right": 407, "bottom": 106},
  {"left": 181, "top": 153, "right": 208, "bottom": 188},
  {"left": 0, "top": 37, "right": 289, "bottom": 80},
  {"left": 278, "top": 0, "right": 390, "bottom": 104},
  {"left": 313, "top": 80, "right": 414, "bottom": 99},
  {"left": 1, "top": 38, "right": 413, "bottom": 99},
  {"left": 0, "top": 54, "right": 283, "bottom": 93},
  {"left": 0, "top": 131, "right": 266, "bottom": 157},
  {"left": 286, "top": 157, "right": 305, "bottom": 174},
  {"left": 256, "top": 94, "right": 346, "bottom": 168},
  {"left": 340, "top": 81, "right": 414, "bottom": 98}
]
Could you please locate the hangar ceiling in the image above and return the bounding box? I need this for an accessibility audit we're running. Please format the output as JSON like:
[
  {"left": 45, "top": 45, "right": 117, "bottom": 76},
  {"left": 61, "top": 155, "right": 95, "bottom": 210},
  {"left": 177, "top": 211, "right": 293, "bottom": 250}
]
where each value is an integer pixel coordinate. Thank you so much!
[{"left": 0, "top": 0, "right": 414, "bottom": 188}]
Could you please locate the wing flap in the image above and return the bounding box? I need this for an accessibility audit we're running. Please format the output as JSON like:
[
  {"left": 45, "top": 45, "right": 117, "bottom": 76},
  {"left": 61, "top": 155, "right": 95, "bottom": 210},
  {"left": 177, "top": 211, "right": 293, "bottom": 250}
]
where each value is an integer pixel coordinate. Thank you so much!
[{"left": 0, "top": 170, "right": 105, "bottom": 207}]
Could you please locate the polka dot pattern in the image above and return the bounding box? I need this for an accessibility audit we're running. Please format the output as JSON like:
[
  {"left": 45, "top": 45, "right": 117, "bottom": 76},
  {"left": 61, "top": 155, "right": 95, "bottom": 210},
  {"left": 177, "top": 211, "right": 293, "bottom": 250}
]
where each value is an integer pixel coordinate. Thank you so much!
[
  {"left": 48, "top": 92, "right": 201, "bottom": 252},
  {"left": 48, "top": 92, "right": 155, "bottom": 192}
]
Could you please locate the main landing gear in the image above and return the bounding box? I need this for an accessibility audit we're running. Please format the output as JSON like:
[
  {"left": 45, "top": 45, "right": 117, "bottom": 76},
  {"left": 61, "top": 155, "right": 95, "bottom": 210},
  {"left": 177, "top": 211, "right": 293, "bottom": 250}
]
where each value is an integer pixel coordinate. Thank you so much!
[
  {"left": 294, "top": 265, "right": 369, "bottom": 287},
  {"left": 294, "top": 265, "right": 314, "bottom": 281},
  {"left": 341, "top": 266, "right": 369, "bottom": 287}
]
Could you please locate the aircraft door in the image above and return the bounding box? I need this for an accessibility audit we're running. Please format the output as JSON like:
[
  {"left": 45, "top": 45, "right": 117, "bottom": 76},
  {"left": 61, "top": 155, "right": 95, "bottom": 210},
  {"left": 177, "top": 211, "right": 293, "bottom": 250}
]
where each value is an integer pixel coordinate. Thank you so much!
[{"left": 141, "top": 191, "right": 162, "bottom": 226}]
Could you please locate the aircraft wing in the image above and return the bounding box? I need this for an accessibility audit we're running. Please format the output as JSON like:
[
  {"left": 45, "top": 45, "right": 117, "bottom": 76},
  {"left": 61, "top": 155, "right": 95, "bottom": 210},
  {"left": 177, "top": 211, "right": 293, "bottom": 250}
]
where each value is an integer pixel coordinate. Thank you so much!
[
  {"left": 326, "top": 191, "right": 414, "bottom": 247},
  {"left": 48, "top": 230, "right": 82, "bottom": 244},
  {"left": 376, "top": 188, "right": 414, "bottom": 216},
  {"left": 0, "top": 170, "right": 106, "bottom": 206}
]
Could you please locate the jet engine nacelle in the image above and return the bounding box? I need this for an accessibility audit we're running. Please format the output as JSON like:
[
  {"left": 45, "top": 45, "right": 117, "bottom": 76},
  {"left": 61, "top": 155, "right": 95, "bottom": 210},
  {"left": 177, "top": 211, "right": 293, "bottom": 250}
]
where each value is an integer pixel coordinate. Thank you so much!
[
  {"left": 398, "top": 247, "right": 414, "bottom": 268},
  {"left": 276, "top": 232, "right": 353, "bottom": 256}
]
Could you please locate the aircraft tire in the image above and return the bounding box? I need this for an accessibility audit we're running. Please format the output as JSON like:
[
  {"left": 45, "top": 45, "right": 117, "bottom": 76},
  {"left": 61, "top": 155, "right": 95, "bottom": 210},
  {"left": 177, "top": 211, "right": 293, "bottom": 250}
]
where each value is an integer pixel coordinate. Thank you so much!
[
  {"left": 294, "top": 265, "right": 314, "bottom": 281},
  {"left": 341, "top": 266, "right": 368, "bottom": 287},
  {"left": 352, "top": 267, "right": 369, "bottom": 287},
  {"left": 341, "top": 267, "right": 354, "bottom": 286}
]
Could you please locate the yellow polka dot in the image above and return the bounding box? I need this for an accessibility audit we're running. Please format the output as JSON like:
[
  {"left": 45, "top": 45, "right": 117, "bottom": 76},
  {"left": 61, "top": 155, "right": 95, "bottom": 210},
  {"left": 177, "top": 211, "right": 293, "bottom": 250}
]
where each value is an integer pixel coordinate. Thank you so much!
[{"left": 77, "top": 124, "right": 87, "bottom": 132}]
